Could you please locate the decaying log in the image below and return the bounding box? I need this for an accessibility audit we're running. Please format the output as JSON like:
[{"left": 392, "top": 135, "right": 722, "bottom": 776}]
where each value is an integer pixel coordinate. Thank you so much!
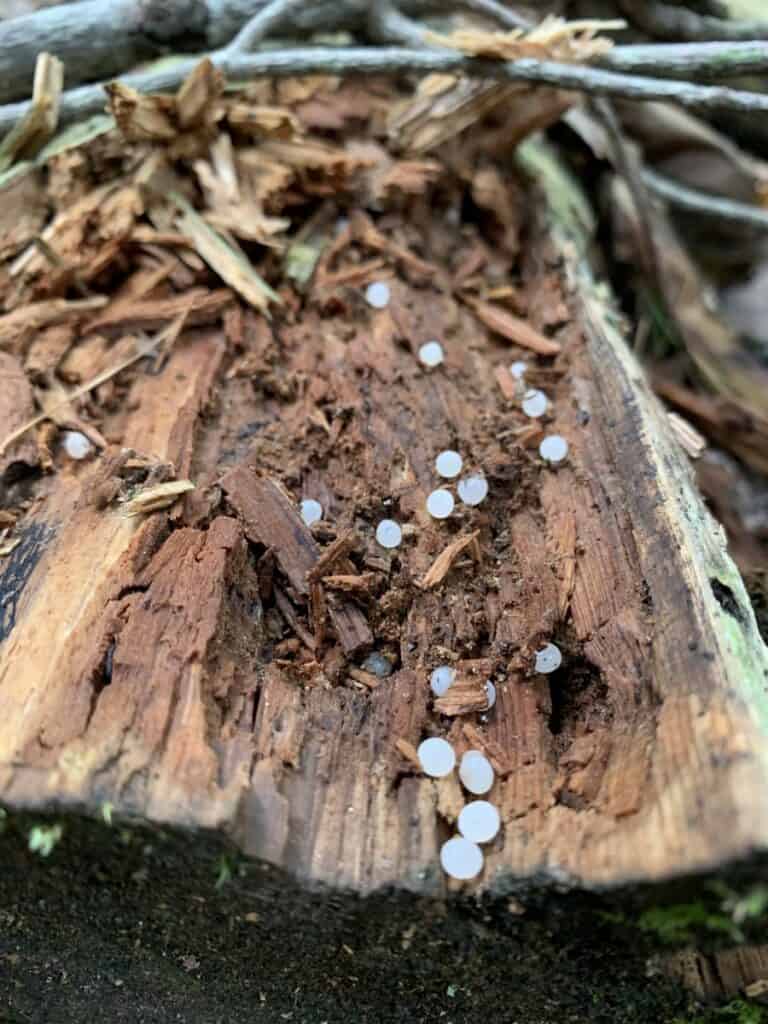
[{"left": 2, "top": 134, "right": 767, "bottom": 910}]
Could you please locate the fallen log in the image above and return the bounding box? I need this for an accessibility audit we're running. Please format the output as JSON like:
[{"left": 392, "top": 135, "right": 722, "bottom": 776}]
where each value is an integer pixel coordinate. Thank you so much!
[{"left": 1, "top": 73, "right": 768, "bottom": 1017}]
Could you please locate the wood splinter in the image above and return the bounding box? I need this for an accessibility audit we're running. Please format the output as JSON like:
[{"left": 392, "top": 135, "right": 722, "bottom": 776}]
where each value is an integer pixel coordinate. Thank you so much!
[{"left": 419, "top": 530, "right": 481, "bottom": 589}]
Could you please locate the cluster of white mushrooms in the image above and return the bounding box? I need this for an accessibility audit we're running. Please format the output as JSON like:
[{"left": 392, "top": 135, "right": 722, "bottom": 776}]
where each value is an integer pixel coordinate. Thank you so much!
[{"left": 298, "top": 285, "right": 570, "bottom": 882}]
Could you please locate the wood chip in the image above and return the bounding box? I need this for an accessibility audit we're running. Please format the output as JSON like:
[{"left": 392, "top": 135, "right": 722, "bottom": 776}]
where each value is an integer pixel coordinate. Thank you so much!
[
  {"left": 552, "top": 510, "right": 577, "bottom": 621},
  {"left": 434, "top": 677, "right": 488, "bottom": 716},
  {"left": 222, "top": 469, "right": 319, "bottom": 595},
  {"left": 348, "top": 667, "right": 383, "bottom": 690},
  {"left": 175, "top": 58, "right": 223, "bottom": 130},
  {"left": 172, "top": 193, "right": 280, "bottom": 313},
  {"left": 226, "top": 103, "right": 301, "bottom": 140},
  {"left": 462, "top": 722, "right": 513, "bottom": 776},
  {"left": 309, "top": 582, "right": 327, "bottom": 650},
  {"left": 274, "top": 585, "right": 316, "bottom": 652},
  {"left": 326, "top": 593, "right": 373, "bottom": 658},
  {"left": 419, "top": 531, "right": 480, "bottom": 589},
  {"left": 494, "top": 364, "right": 519, "bottom": 402},
  {"left": 463, "top": 295, "right": 561, "bottom": 355},
  {"left": 0, "top": 52, "right": 63, "bottom": 172},
  {"left": 307, "top": 529, "right": 357, "bottom": 583},
  {"left": 351, "top": 211, "right": 436, "bottom": 279},
  {"left": 668, "top": 411, "right": 707, "bottom": 460},
  {"left": 0, "top": 296, "right": 108, "bottom": 353},
  {"left": 395, "top": 738, "right": 420, "bottom": 767},
  {"left": 85, "top": 288, "right": 231, "bottom": 336},
  {"left": 120, "top": 480, "right": 195, "bottom": 516},
  {"left": 322, "top": 573, "right": 378, "bottom": 594}
]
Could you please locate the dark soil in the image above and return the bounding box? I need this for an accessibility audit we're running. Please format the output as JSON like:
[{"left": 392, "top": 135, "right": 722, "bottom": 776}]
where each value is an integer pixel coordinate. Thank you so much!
[{"left": 0, "top": 812, "right": 709, "bottom": 1024}]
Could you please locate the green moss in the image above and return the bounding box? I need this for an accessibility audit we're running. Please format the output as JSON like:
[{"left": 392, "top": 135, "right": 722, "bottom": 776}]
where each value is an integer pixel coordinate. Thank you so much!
[
  {"left": 672, "top": 1000, "right": 768, "bottom": 1024},
  {"left": 27, "top": 822, "right": 63, "bottom": 858},
  {"left": 638, "top": 902, "right": 742, "bottom": 945}
]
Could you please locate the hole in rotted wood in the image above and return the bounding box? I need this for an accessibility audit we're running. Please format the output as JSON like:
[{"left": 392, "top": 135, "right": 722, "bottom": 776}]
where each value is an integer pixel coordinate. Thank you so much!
[
  {"left": 710, "top": 578, "right": 747, "bottom": 625},
  {"left": 84, "top": 637, "right": 116, "bottom": 729},
  {"left": 744, "top": 572, "right": 768, "bottom": 645},
  {"left": 547, "top": 654, "right": 612, "bottom": 742}
]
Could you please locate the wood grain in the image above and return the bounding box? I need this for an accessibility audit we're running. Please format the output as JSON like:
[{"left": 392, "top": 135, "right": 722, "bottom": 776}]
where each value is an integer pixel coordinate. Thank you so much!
[{"left": 1, "top": 141, "right": 767, "bottom": 902}]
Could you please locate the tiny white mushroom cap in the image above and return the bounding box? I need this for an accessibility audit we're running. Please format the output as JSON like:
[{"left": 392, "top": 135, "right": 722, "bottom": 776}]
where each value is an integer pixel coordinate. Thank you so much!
[
  {"left": 435, "top": 450, "right": 462, "bottom": 479},
  {"left": 375, "top": 519, "right": 403, "bottom": 549},
  {"left": 485, "top": 680, "right": 496, "bottom": 709},
  {"left": 458, "top": 801, "right": 501, "bottom": 844},
  {"left": 535, "top": 642, "right": 562, "bottom": 674},
  {"left": 418, "top": 341, "right": 444, "bottom": 368},
  {"left": 457, "top": 475, "right": 488, "bottom": 507},
  {"left": 418, "top": 737, "right": 456, "bottom": 778},
  {"left": 522, "top": 388, "right": 549, "bottom": 418},
  {"left": 300, "top": 498, "right": 323, "bottom": 526},
  {"left": 440, "top": 836, "right": 484, "bottom": 880},
  {"left": 365, "top": 281, "right": 390, "bottom": 309},
  {"left": 539, "top": 435, "right": 569, "bottom": 464},
  {"left": 459, "top": 750, "right": 494, "bottom": 795},
  {"left": 427, "top": 488, "right": 454, "bottom": 519},
  {"left": 63, "top": 430, "right": 93, "bottom": 460},
  {"left": 510, "top": 360, "right": 527, "bottom": 379},
  {"left": 430, "top": 665, "right": 456, "bottom": 697}
]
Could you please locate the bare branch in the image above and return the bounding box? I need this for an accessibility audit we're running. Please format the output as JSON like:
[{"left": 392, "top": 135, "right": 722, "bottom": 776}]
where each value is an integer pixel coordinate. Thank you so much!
[
  {"left": 5, "top": 44, "right": 768, "bottom": 137},
  {"left": 226, "top": 0, "right": 311, "bottom": 53},
  {"left": 447, "top": 0, "right": 528, "bottom": 31},
  {"left": 601, "top": 40, "right": 768, "bottom": 79},
  {"left": 368, "top": 2, "right": 431, "bottom": 46},
  {"left": 642, "top": 167, "right": 768, "bottom": 230}
]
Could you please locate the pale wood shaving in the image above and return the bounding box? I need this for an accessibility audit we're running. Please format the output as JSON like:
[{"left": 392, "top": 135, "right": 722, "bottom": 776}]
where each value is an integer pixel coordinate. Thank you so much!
[
  {"left": 348, "top": 667, "right": 383, "bottom": 690},
  {"left": 395, "top": 738, "right": 420, "bottom": 767},
  {"left": 419, "top": 531, "right": 480, "bottom": 589},
  {"left": 120, "top": 479, "right": 195, "bottom": 516},
  {"left": 462, "top": 722, "right": 513, "bottom": 776},
  {"left": 171, "top": 192, "right": 280, "bottom": 313},
  {"left": 668, "top": 411, "right": 707, "bottom": 459},
  {"left": 434, "top": 678, "right": 488, "bottom": 716},
  {"left": 463, "top": 295, "right": 562, "bottom": 355},
  {"left": 0, "top": 53, "right": 63, "bottom": 172}
]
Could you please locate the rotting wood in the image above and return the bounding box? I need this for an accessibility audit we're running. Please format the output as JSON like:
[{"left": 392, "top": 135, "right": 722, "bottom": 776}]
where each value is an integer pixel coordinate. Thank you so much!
[{"left": 1, "top": 76, "right": 767, "bottom": 913}]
